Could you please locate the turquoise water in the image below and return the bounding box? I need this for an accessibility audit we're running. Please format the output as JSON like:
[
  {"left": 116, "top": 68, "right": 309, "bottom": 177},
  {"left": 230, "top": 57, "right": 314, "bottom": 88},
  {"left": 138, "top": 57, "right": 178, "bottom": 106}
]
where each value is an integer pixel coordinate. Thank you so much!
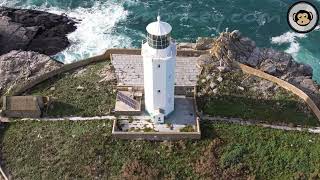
[{"left": 1, "top": 0, "right": 320, "bottom": 82}]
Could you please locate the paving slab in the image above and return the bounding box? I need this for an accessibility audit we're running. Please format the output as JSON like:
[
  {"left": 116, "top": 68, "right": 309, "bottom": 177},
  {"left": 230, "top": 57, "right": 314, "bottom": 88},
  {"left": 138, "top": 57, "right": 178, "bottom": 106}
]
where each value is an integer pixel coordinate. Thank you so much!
[
  {"left": 111, "top": 54, "right": 201, "bottom": 86},
  {"left": 165, "top": 96, "right": 196, "bottom": 125}
]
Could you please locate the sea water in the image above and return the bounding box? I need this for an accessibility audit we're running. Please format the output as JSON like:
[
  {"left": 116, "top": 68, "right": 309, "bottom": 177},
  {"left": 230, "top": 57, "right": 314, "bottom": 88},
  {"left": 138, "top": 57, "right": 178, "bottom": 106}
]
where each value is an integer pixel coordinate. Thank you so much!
[{"left": 1, "top": 0, "right": 319, "bottom": 82}]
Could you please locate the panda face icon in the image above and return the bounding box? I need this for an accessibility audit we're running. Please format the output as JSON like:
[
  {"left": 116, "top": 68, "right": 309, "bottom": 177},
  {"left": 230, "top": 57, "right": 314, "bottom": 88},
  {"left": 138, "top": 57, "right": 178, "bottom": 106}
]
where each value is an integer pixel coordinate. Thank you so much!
[
  {"left": 287, "top": 1, "right": 319, "bottom": 33},
  {"left": 293, "top": 10, "right": 313, "bottom": 26}
]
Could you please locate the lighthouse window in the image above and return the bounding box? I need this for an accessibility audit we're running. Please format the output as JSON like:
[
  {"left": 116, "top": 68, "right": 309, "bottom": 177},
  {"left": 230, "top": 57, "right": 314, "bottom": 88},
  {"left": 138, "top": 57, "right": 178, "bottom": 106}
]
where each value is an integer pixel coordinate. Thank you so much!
[
  {"left": 147, "top": 33, "right": 170, "bottom": 49},
  {"left": 157, "top": 90, "right": 161, "bottom": 93},
  {"left": 158, "top": 64, "right": 161, "bottom": 68}
]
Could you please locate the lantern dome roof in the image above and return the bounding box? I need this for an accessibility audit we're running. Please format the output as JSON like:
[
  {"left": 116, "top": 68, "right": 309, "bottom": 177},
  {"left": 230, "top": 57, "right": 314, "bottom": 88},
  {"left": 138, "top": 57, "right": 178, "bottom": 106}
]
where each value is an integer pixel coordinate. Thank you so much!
[{"left": 146, "top": 16, "right": 172, "bottom": 36}]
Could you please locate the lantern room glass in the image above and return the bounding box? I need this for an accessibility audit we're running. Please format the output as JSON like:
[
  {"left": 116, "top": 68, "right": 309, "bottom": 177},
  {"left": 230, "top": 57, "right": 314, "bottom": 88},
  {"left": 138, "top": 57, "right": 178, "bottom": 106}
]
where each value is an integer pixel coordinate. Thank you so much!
[{"left": 147, "top": 33, "right": 171, "bottom": 49}]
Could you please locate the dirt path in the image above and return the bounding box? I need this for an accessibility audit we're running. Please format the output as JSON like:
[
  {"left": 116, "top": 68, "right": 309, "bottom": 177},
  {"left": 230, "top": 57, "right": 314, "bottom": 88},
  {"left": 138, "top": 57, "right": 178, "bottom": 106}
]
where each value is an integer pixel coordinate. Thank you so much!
[{"left": 3, "top": 115, "right": 320, "bottom": 134}]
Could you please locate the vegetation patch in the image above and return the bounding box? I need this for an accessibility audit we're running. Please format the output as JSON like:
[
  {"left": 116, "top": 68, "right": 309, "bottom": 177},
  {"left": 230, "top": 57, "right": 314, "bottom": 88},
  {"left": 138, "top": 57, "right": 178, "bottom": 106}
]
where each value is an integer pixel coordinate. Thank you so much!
[
  {"left": 202, "top": 95, "right": 319, "bottom": 127},
  {"left": 142, "top": 127, "right": 156, "bottom": 132},
  {"left": 26, "top": 61, "right": 116, "bottom": 117},
  {"left": 180, "top": 125, "right": 195, "bottom": 132},
  {"left": 220, "top": 144, "right": 248, "bottom": 168},
  {"left": 120, "top": 160, "right": 159, "bottom": 179},
  {"left": 1, "top": 121, "right": 320, "bottom": 179}
]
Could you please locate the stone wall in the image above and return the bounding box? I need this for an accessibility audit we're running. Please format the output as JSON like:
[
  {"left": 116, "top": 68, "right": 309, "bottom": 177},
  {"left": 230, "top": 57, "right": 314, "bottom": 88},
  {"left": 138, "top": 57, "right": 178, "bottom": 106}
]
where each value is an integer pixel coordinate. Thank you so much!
[
  {"left": 104, "top": 48, "right": 207, "bottom": 57},
  {"left": 0, "top": 166, "right": 8, "bottom": 180},
  {"left": 111, "top": 120, "right": 201, "bottom": 141},
  {"left": 193, "top": 86, "right": 200, "bottom": 117},
  {"left": 238, "top": 63, "right": 320, "bottom": 121},
  {"left": 12, "top": 54, "right": 107, "bottom": 95},
  {"left": 117, "top": 85, "right": 194, "bottom": 96},
  {"left": 112, "top": 132, "right": 201, "bottom": 141}
]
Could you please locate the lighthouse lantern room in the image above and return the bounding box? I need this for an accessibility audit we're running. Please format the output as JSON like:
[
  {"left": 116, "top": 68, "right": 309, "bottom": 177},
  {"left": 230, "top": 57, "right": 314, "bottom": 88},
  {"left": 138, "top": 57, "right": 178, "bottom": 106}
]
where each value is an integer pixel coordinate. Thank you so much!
[{"left": 141, "top": 16, "right": 176, "bottom": 124}]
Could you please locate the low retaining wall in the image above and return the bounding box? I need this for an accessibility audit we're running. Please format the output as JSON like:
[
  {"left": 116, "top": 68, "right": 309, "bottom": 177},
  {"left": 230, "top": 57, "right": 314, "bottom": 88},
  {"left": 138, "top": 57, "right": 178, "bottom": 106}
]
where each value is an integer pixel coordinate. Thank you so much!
[
  {"left": 238, "top": 63, "right": 320, "bottom": 121},
  {"left": 112, "top": 120, "right": 201, "bottom": 141},
  {"left": 12, "top": 54, "right": 107, "bottom": 95},
  {"left": 112, "top": 132, "right": 201, "bottom": 141},
  {"left": 0, "top": 166, "right": 8, "bottom": 180},
  {"left": 104, "top": 48, "right": 207, "bottom": 57},
  {"left": 117, "top": 86, "right": 194, "bottom": 96},
  {"left": 193, "top": 86, "right": 200, "bottom": 117},
  {"left": 11, "top": 48, "right": 207, "bottom": 96}
]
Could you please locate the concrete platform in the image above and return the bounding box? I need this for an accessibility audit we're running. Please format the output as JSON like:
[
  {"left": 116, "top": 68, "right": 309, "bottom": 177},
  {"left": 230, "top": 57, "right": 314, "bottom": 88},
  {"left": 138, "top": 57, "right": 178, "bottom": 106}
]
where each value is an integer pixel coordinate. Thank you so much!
[
  {"left": 165, "top": 96, "right": 196, "bottom": 125},
  {"left": 114, "top": 95, "right": 197, "bottom": 133},
  {"left": 111, "top": 54, "right": 201, "bottom": 86}
]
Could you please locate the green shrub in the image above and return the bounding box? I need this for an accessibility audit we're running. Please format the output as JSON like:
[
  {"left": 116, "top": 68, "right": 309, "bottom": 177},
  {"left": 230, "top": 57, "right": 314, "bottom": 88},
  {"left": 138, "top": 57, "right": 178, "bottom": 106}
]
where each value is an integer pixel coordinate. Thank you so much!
[
  {"left": 220, "top": 144, "right": 247, "bottom": 168},
  {"left": 180, "top": 125, "right": 195, "bottom": 132},
  {"left": 128, "top": 116, "right": 134, "bottom": 123},
  {"left": 143, "top": 127, "right": 156, "bottom": 132}
]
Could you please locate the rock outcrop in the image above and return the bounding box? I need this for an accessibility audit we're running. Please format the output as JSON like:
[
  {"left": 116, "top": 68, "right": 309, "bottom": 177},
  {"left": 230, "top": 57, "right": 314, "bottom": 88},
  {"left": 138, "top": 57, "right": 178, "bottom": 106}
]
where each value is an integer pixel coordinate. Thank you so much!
[
  {"left": 0, "top": 50, "right": 63, "bottom": 95},
  {"left": 198, "top": 30, "right": 320, "bottom": 107},
  {"left": 0, "top": 7, "right": 76, "bottom": 56},
  {"left": 194, "top": 37, "right": 216, "bottom": 50}
]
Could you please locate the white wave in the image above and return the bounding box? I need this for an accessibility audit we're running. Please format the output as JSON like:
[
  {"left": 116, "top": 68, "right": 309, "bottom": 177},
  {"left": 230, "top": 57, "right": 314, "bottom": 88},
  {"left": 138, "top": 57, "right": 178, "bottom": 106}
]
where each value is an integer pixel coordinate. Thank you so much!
[
  {"left": 48, "top": 2, "right": 131, "bottom": 63},
  {"left": 1, "top": 1, "right": 132, "bottom": 63},
  {"left": 0, "top": 0, "right": 14, "bottom": 6},
  {"left": 271, "top": 31, "right": 307, "bottom": 56}
]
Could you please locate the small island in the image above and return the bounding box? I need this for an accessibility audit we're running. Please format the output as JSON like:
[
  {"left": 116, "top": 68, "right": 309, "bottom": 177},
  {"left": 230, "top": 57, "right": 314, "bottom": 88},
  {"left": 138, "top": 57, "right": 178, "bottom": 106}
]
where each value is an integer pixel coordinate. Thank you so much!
[{"left": 0, "top": 9, "right": 320, "bottom": 179}]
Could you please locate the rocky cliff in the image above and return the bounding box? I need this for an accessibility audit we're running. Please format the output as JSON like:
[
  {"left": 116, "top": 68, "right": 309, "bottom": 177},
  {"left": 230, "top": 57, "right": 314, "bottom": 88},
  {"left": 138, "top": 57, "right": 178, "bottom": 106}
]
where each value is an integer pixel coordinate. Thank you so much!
[
  {"left": 0, "top": 50, "right": 63, "bottom": 95},
  {"left": 196, "top": 30, "right": 320, "bottom": 107},
  {"left": 0, "top": 7, "right": 76, "bottom": 56},
  {"left": 0, "top": 7, "right": 78, "bottom": 96}
]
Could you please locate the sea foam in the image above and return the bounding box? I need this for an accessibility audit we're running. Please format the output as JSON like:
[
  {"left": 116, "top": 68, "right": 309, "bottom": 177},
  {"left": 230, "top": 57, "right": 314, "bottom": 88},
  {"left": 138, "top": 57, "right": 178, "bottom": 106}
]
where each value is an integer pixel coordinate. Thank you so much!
[
  {"left": 271, "top": 31, "right": 307, "bottom": 56},
  {"left": 49, "top": 2, "right": 132, "bottom": 63}
]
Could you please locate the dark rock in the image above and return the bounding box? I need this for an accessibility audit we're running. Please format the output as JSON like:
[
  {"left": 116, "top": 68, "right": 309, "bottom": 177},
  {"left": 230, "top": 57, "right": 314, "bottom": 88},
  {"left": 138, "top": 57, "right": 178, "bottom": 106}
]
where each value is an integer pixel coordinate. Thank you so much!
[
  {"left": 244, "top": 48, "right": 262, "bottom": 67},
  {"left": 240, "top": 37, "right": 256, "bottom": 50},
  {"left": 260, "top": 60, "right": 277, "bottom": 75},
  {"left": 0, "top": 7, "right": 77, "bottom": 56},
  {"left": 229, "top": 30, "right": 241, "bottom": 39},
  {"left": 276, "top": 59, "right": 292, "bottom": 73},
  {"left": 287, "top": 76, "right": 306, "bottom": 84},
  {"left": 298, "top": 64, "right": 313, "bottom": 76},
  {"left": 259, "top": 58, "right": 292, "bottom": 76},
  {"left": 0, "top": 50, "right": 63, "bottom": 95}
]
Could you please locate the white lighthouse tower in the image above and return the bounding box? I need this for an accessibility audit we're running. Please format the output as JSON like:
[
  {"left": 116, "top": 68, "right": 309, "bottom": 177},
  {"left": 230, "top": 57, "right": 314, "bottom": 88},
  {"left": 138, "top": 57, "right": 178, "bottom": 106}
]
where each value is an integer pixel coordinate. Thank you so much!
[{"left": 142, "top": 16, "right": 176, "bottom": 124}]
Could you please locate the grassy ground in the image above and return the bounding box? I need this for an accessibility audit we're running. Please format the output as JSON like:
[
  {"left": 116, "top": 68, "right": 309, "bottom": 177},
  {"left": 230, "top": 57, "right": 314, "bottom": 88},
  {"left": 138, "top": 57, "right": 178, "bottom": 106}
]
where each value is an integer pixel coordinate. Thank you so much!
[
  {"left": 202, "top": 95, "right": 319, "bottom": 127},
  {"left": 197, "top": 70, "right": 319, "bottom": 127},
  {"left": 1, "top": 120, "right": 320, "bottom": 179},
  {"left": 27, "top": 61, "right": 116, "bottom": 117}
]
